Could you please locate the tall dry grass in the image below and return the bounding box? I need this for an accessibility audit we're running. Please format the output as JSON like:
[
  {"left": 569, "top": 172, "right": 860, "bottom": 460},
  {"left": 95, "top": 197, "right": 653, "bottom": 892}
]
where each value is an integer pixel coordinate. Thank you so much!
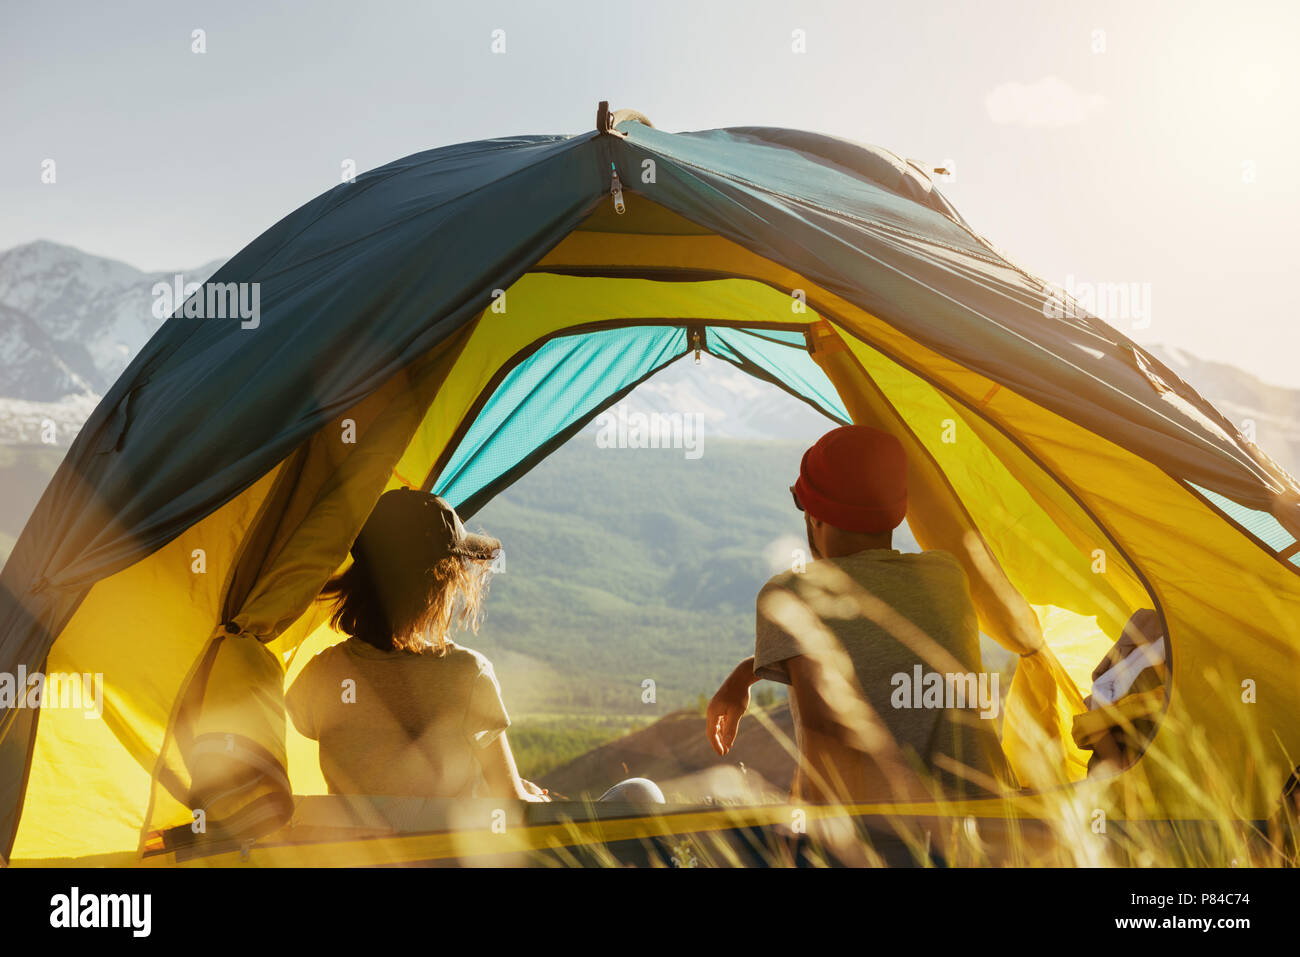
[{"left": 526, "top": 670, "right": 1297, "bottom": 868}]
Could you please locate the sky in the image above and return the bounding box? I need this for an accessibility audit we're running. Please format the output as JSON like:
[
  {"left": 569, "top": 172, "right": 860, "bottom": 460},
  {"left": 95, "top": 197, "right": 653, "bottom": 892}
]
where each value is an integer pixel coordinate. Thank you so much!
[{"left": 3, "top": 0, "right": 1299, "bottom": 385}]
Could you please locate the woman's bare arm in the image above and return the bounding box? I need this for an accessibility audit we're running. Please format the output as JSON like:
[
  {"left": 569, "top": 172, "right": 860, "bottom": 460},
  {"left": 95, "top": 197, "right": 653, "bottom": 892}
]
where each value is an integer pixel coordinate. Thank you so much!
[{"left": 475, "top": 731, "right": 550, "bottom": 802}]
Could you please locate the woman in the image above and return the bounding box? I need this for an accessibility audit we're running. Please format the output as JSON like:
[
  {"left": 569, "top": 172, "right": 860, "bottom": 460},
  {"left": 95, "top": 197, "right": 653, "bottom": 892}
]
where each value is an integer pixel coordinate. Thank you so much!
[{"left": 286, "top": 487, "right": 661, "bottom": 806}]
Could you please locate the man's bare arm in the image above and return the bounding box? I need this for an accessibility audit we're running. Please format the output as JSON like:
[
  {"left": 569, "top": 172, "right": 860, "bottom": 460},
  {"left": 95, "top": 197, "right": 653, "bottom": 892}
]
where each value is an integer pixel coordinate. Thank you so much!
[{"left": 706, "top": 656, "right": 761, "bottom": 756}]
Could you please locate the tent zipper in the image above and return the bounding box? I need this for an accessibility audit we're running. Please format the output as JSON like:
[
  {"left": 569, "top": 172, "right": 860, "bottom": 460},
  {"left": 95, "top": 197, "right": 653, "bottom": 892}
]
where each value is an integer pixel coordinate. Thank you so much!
[
  {"left": 609, "top": 162, "right": 625, "bottom": 215},
  {"left": 595, "top": 103, "right": 625, "bottom": 214}
]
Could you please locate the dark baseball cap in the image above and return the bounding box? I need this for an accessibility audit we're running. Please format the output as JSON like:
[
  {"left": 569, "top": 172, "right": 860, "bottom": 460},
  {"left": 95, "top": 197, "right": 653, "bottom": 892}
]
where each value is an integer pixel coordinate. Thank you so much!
[{"left": 350, "top": 488, "right": 501, "bottom": 574}]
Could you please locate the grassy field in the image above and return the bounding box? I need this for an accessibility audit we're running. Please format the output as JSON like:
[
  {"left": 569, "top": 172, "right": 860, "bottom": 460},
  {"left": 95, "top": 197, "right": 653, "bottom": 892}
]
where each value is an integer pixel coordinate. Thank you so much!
[{"left": 507, "top": 712, "right": 662, "bottom": 781}]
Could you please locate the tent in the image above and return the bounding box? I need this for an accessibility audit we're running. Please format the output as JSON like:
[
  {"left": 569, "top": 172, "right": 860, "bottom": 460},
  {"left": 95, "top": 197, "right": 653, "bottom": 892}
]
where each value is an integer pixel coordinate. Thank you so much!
[{"left": 3, "top": 104, "right": 1299, "bottom": 866}]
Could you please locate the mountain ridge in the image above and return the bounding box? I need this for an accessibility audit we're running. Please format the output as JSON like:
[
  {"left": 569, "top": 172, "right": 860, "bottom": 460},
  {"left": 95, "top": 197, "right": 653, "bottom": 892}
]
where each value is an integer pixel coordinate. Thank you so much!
[{"left": 0, "top": 240, "right": 223, "bottom": 400}]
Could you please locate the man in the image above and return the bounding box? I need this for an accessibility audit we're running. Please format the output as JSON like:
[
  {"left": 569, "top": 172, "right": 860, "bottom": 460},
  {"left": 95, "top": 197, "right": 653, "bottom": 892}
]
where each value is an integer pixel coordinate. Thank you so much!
[{"left": 706, "top": 425, "right": 1009, "bottom": 804}]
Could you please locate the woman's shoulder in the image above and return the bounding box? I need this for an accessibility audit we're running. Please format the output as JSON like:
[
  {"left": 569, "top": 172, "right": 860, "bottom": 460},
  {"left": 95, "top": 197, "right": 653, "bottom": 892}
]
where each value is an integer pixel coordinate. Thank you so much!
[
  {"left": 288, "top": 639, "right": 350, "bottom": 692},
  {"left": 299, "top": 636, "right": 494, "bottom": 676},
  {"left": 442, "top": 642, "right": 496, "bottom": 676},
  {"left": 301, "top": 639, "right": 352, "bottom": 668}
]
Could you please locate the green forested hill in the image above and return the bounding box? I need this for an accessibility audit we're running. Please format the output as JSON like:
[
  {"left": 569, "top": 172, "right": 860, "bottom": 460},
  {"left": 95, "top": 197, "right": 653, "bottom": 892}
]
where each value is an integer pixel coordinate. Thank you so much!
[{"left": 465, "top": 437, "right": 820, "bottom": 717}]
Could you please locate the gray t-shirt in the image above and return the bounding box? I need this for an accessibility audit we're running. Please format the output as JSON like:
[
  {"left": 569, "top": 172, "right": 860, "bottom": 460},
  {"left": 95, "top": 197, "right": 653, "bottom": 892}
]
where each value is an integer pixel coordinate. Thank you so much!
[
  {"left": 754, "top": 548, "right": 1009, "bottom": 797},
  {"left": 286, "top": 638, "right": 510, "bottom": 797}
]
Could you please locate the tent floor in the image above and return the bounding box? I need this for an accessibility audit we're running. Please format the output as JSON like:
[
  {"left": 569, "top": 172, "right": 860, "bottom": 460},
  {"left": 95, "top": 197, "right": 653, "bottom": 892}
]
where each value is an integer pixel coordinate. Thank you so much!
[{"left": 147, "top": 794, "right": 1066, "bottom": 867}]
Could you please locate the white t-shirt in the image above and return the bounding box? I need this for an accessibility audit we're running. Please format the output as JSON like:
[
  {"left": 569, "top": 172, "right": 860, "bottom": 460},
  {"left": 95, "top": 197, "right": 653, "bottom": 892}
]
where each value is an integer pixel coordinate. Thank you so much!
[{"left": 286, "top": 638, "right": 510, "bottom": 797}]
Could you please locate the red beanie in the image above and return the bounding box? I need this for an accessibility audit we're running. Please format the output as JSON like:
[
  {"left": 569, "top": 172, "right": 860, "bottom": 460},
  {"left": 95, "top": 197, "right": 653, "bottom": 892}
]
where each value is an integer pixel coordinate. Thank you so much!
[{"left": 794, "top": 425, "right": 907, "bottom": 533}]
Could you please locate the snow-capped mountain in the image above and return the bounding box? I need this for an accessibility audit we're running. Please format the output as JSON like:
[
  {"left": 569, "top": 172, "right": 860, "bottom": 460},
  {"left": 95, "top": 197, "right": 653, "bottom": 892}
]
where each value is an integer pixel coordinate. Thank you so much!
[
  {"left": 0, "top": 241, "right": 222, "bottom": 444},
  {"left": 604, "top": 352, "right": 838, "bottom": 441},
  {"left": 0, "top": 300, "right": 99, "bottom": 401},
  {"left": 0, "top": 240, "right": 223, "bottom": 393}
]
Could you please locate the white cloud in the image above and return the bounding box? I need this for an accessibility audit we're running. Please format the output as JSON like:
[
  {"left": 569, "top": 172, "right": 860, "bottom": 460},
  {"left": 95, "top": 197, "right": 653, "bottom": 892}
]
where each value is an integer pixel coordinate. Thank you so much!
[
  {"left": 985, "top": 76, "right": 1105, "bottom": 128},
  {"left": 763, "top": 534, "right": 807, "bottom": 576}
]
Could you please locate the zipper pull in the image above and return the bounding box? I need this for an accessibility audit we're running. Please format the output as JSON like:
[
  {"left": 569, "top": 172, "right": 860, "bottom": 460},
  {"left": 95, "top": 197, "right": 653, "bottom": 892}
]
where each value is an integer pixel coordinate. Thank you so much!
[
  {"left": 690, "top": 327, "right": 703, "bottom": 364},
  {"left": 609, "top": 162, "right": 625, "bottom": 215}
]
